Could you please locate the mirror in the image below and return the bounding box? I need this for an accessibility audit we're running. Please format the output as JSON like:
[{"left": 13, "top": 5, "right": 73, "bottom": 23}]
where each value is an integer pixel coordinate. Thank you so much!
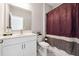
[
  {"left": 10, "top": 14, "right": 23, "bottom": 30},
  {"left": 9, "top": 4, "right": 32, "bottom": 31}
]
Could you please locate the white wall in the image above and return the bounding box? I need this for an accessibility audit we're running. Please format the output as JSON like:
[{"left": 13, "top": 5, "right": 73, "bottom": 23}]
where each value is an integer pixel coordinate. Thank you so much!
[
  {"left": 47, "top": 3, "right": 62, "bottom": 10},
  {"left": 45, "top": 4, "right": 53, "bottom": 13},
  {"left": 10, "top": 3, "right": 31, "bottom": 11},
  {"left": 30, "top": 3, "right": 53, "bottom": 36},
  {"left": 30, "top": 3, "right": 43, "bottom": 34},
  {"left": 42, "top": 4, "right": 53, "bottom": 37},
  {"left": 0, "top": 4, "right": 5, "bottom": 35}
]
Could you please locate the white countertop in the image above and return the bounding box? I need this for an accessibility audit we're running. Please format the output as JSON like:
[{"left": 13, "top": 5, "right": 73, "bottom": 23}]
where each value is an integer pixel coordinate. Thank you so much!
[{"left": 0, "top": 33, "right": 37, "bottom": 40}]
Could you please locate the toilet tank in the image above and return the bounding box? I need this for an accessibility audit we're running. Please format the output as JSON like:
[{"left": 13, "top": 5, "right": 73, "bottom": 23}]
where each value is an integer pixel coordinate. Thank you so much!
[{"left": 37, "top": 35, "right": 43, "bottom": 42}]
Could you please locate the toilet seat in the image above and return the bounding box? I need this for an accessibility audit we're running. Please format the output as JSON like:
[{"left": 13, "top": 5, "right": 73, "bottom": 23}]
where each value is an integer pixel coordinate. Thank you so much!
[{"left": 38, "top": 42, "right": 50, "bottom": 48}]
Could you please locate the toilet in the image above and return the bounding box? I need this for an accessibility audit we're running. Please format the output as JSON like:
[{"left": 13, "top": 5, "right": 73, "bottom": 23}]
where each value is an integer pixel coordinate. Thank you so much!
[{"left": 37, "top": 35, "right": 50, "bottom": 56}]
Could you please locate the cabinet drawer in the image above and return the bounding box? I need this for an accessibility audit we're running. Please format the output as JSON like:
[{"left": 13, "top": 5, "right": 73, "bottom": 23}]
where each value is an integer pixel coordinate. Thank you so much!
[{"left": 3, "top": 35, "right": 37, "bottom": 46}]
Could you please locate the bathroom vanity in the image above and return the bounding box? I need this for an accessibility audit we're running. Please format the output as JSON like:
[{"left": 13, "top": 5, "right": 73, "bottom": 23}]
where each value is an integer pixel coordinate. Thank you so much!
[
  {"left": 0, "top": 4, "right": 37, "bottom": 56},
  {"left": 0, "top": 33, "right": 37, "bottom": 56}
]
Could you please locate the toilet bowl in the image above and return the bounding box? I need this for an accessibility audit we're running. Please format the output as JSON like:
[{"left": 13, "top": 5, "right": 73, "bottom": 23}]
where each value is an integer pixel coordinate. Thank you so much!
[
  {"left": 37, "top": 35, "right": 50, "bottom": 56},
  {"left": 38, "top": 41, "right": 50, "bottom": 56},
  {"left": 38, "top": 41, "right": 50, "bottom": 48}
]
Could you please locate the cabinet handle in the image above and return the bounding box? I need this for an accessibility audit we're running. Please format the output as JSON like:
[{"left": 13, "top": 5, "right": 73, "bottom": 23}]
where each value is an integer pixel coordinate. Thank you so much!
[
  {"left": 0, "top": 40, "right": 3, "bottom": 44},
  {"left": 22, "top": 43, "right": 26, "bottom": 49},
  {"left": 24, "top": 44, "right": 26, "bottom": 48},
  {"left": 22, "top": 44, "right": 23, "bottom": 49}
]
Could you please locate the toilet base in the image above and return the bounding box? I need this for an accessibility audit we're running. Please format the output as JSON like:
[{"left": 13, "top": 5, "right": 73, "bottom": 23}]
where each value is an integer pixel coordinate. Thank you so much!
[{"left": 37, "top": 41, "right": 50, "bottom": 56}]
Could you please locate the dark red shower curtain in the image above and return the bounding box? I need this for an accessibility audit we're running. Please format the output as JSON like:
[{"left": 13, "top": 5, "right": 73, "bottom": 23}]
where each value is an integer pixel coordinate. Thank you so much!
[
  {"left": 59, "top": 4, "right": 72, "bottom": 37},
  {"left": 75, "top": 4, "right": 79, "bottom": 38},
  {"left": 46, "top": 6, "right": 60, "bottom": 35},
  {"left": 46, "top": 3, "right": 79, "bottom": 38}
]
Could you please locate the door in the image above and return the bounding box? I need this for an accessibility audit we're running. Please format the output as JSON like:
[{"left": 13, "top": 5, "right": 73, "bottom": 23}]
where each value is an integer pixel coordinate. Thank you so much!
[
  {"left": 23, "top": 40, "right": 36, "bottom": 56},
  {"left": 2, "top": 43, "right": 23, "bottom": 56}
]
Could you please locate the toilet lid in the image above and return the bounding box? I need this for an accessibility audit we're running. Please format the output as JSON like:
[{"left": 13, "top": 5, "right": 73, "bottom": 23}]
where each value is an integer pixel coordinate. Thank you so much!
[{"left": 39, "top": 42, "right": 50, "bottom": 47}]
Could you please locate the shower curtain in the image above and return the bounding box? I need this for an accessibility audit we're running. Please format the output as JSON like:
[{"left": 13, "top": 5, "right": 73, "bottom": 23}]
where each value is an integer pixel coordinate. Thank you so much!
[
  {"left": 46, "top": 3, "right": 79, "bottom": 38},
  {"left": 75, "top": 4, "right": 79, "bottom": 38},
  {"left": 46, "top": 3, "right": 79, "bottom": 56}
]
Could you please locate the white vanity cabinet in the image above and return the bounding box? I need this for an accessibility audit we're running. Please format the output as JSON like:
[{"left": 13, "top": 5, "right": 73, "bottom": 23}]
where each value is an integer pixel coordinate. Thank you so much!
[
  {"left": 23, "top": 40, "right": 36, "bottom": 56},
  {"left": 2, "top": 43, "right": 23, "bottom": 56},
  {"left": 1, "top": 35, "right": 37, "bottom": 56}
]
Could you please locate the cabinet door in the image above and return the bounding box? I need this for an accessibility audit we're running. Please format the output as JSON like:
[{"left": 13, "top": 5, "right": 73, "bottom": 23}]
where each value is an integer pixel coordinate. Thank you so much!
[
  {"left": 2, "top": 43, "right": 23, "bottom": 56},
  {"left": 23, "top": 40, "right": 36, "bottom": 56}
]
